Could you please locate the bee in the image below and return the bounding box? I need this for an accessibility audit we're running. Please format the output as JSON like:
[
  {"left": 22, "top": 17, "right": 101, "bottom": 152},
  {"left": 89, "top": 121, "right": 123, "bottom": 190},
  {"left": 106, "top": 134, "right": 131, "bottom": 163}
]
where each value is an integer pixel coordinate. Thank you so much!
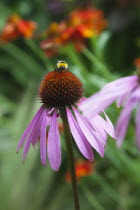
[{"left": 56, "top": 60, "right": 68, "bottom": 71}]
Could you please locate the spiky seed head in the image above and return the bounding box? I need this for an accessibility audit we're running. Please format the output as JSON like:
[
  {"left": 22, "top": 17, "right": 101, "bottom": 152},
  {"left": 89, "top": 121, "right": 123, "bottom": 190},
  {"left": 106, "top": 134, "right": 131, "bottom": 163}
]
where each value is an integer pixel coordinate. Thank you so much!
[{"left": 39, "top": 65, "right": 83, "bottom": 108}]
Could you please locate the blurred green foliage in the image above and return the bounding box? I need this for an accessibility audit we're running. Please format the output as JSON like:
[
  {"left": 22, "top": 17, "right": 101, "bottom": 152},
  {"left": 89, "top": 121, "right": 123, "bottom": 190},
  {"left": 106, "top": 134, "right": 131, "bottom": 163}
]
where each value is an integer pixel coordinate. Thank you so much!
[{"left": 0, "top": 0, "right": 140, "bottom": 210}]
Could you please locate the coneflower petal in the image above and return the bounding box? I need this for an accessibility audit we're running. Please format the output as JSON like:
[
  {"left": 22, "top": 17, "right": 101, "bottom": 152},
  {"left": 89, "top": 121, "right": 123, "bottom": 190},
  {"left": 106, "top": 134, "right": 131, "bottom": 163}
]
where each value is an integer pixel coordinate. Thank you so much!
[
  {"left": 80, "top": 96, "right": 115, "bottom": 118},
  {"left": 116, "top": 102, "right": 136, "bottom": 148},
  {"left": 89, "top": 114, "right": 108, "bottom": 146},
  {"left": 40, "top": 109, "right": 47, "bottom": 166},
  {"left": 73, "top": 107, "right": 104, "bottom": 157},
  {"left": 116, "top": 88, "right": 140, "bottom": 147},
  {"left": 22, "top": 107, "right": 46, "bottom": 161},
  {"left": 136, "top": 107, "right": 140, "bottom": 150},
  {"left": 47, "top": 109, "right": 61, "bottom": 171},
  {"left": 101, "top": 75, "right": 138, "bottom": 94},
  {"left": 16, "top": 105, "right": 44, "bottom": 153},
  {"left": 66, "top": 108, "right": 94, "bottom": 162},
  {"left": 79, "top": 75, "right": 138, "bottom": 117},
  {"left": 103, "top": 112, "right": 116, "bottom": 139},
  {"left": 32, "top": 116, "right": 42, "bottom": 148}
]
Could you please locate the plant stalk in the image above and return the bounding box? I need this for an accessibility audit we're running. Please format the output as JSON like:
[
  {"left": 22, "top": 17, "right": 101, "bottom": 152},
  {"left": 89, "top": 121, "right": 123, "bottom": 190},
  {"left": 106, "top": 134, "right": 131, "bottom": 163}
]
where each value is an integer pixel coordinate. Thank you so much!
[{"left": 60, "top": 107, "right": 80, "bottom": 210}]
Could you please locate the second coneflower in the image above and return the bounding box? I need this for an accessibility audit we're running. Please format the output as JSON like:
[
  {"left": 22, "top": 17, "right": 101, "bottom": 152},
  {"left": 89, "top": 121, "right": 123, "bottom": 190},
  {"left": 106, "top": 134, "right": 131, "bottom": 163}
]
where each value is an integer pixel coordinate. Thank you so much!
[{"left": 80, "top": 58, "right": 140, "bottom": 149}]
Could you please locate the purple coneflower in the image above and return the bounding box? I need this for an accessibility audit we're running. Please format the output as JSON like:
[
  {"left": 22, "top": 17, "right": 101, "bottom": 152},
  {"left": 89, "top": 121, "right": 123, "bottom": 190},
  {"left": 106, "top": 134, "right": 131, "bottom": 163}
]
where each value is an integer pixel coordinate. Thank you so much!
[
  {"left": 80, "top": 63, "right": 140, "bottom": 149},
  {"left": 17, "top": 60, "right": 115, "bottom": 171}
]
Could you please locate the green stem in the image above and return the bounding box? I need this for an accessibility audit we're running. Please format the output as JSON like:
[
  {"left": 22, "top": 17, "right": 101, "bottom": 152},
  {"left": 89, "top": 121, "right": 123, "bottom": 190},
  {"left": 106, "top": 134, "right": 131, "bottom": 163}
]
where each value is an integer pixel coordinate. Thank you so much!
[
  {"left": 0, "top": 42, "right": 43, "bottom": 76},
  {"left": 59, "top": 44, "right": 87, "bottom": 78},
  {"left": 60, "top": 107, "right": 80, "bottom": 210},
  {"left": 82, "top": 185, "right": 105, "bottom": 210},
  {"left": 25, "top": 39, "right": 53, "bottom": 70},
  {"left": 82, "top": 47, "right": 116, "bottom": 81}
]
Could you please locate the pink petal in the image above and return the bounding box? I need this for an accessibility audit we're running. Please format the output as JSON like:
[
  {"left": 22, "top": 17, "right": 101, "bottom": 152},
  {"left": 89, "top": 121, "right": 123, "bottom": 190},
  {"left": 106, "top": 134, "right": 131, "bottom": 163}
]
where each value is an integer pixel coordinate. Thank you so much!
[
  {"left": 73, "top": 107, "right": 105, "bottom": 157},
  {"left": 79, "top": 92, "right": 100, "bottom": 111},
  {"left": 32, "top": 116, "right": 42, "bottom": 148},
  {"left": 136, "top": 107, "right": 140, "bottom": 150},
  {"left": 116, "top": 87, "right": 140, "bottom": 147},
  {"left": 47, "top": 109, "right": 61, "bottom": 171},
  {"left": 130, "top": 87, "right": 140, "bottom": 100},
  {"left": 89, "top": 115, "right": 108, "bottom": 145},
  {"left": 22, "top": 130, "right": 35, "bottom": 162},
  {"left": 66, "top": 108, "right": 94, "bottom": 161},
  {"left": 89, "top": 111, "right": 116, "bottom": 144},
  {"left": 117, "top": 94, "right": 129, "bottom": 108},
  {"left": 40, "top": 109, "right": 47, "bottom": 166},
  {"left": 16, "top": 105, "right": 44, "bottom": 153},
  {"left": 79, "top": 75, "right": 138, "bottom": 117},
  {"left": 80, "top": 95, "right": 116, "bottom": 118},
  {"left": 103, "top": 112, "right": 116, "bottom": 139},
  {"left": 22, "top": 107, "right": 46, "bottom": 161},
  {"left": 32, "top": 115, "right": 51, "bottom": 148},
  {"left": 101, "top": 75, "right": 138, "bottom": 94},
  {"left": 116, "top": 98, "right": 138, "bottom": 147}
]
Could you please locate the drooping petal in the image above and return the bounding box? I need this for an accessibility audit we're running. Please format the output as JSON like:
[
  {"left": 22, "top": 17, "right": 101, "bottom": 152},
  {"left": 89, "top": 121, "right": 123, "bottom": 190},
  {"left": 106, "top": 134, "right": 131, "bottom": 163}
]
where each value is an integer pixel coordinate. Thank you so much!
[
  {"left": 130, "top": 87, "right": 140, "bottom": 101},
  {"left": 32, "top": 114, "right": 51, "bottom": 148},
  {"left": 90, "top": 112, "right": 116, "bottom": 145},
  {"left": 89, "top": 115, "right": 108, "bottom": 145},
  {"left": 47, "top": 109, "right": 61, "bottom": 171},
  {"left": 66, "top": 108, "right": 94, "bottom": 161},
  {"left": 16, "top": 105, "right": 45, "bottom": 153},
  {"left": 22, "top": 107, "right": 46, "bottom": 161},
  {"left": 135, "top": 107, "right": 140, "bottom": 150},
  {"left": 79, "top": 75, "right": 138, "bottom": 117},
  {"left": 116, "top": 87, "right": 140, "bottom": 147},
  {"left": 116, "top": 107, "right": 132, "bottom": 147},
  {"left": 80, "top": 95, "right": 116, "bottom": 118},
  {"left": 116, "top": 93, "right": 131, "bottom": 108},
  {"left": 40, "top": 109, "right": 47, "bottom": 166},
  {"left": 101, "top": 75, "right": 138, "bottom": 94},
  {"left": 79, "top": 92, "right": 100, "bottom": 111},
  {"left": 103, "top": 112, "right": 116, "bottom": 139},
  {"left": 32, "top": 116, "right": 42, "bottom": 148},
  {"left": 22, "top": 130, "right": 35, "bottom": 162},
  {"left": 73, "top": 106, "right": 104, "bottom": 157}
]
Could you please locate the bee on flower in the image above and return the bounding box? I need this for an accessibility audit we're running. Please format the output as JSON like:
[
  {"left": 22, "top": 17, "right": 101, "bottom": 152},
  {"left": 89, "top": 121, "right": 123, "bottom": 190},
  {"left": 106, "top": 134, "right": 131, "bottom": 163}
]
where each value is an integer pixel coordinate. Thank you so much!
[{"left": 16, "top": 61, "right": 115, "bottom": 171}]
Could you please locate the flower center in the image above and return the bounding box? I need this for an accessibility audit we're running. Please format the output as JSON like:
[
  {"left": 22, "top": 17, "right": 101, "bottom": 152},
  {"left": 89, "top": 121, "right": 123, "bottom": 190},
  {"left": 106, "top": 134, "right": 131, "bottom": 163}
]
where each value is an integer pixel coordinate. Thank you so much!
[{"left": 39, "top": 69, "right": 83, "bottom": 108}]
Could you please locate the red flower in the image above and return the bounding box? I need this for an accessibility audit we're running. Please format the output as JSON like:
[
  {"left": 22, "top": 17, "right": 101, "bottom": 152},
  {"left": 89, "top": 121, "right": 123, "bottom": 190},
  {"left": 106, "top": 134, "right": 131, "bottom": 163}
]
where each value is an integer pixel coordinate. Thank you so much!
[
  {"left": 69, "top": 8, "right": 107, "bottom": 37},
  {"left": 40, "top": 38, "right": 61, "bottom": 57},
  {"left": 134, "top": 58, "right": 140, "bottom": 69},
  {"left": 0, "top": 14, "right": 37, "bottom": 42},
  {"left": 65, "top": 160, "right": 94, "bottom": 182},
  {"left": 134, "top": 58, "right": 140, "bottom": 76},
  {"left": 40, "top": 7, "right": 107, "bottom": 57}
]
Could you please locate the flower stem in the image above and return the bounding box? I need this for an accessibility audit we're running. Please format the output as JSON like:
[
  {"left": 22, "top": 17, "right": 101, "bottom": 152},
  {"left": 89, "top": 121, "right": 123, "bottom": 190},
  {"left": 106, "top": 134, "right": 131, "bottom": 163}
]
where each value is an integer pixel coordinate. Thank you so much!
[
  {"left": 82, "top": 47, "right": 116, "bottom": 81},
  {"left": 60, "top": 107, "right": 80, "bottom": 210},
  {"left": 24, "top": 39, "right": 53, "bottom": 70}
]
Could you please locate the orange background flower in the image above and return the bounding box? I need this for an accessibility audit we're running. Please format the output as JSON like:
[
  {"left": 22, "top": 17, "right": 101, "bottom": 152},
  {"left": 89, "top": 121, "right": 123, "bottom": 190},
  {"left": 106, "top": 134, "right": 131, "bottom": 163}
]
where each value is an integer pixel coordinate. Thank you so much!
[
  {"left": 0, "top": 14, "right": 37, "bottom": 42},
  {"left": 65, "top": 160, "right": 94, "bottom": 182}
]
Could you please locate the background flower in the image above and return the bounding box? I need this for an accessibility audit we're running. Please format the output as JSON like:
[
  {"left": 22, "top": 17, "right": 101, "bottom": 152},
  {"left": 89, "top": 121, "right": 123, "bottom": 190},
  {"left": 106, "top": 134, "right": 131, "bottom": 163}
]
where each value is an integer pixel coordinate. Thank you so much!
[
  {"left": 65, "top": 159, "right": 94, "bottom": 182},
  {"left": 40, "top": 6, "right": 107, "bottom": 57},
  {"left": 0, "top": 14, "right": 37, "bottom": 42}
]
